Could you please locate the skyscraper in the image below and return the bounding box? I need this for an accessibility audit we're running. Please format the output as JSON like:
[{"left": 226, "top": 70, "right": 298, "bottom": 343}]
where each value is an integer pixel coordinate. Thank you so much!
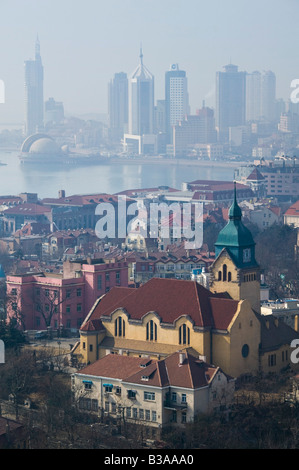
[
  {"left": 246, "top": 70, "right": 276, "bottom": 122},
  {"left": 24, "top": 37, "right": 44, "bottom": 136},
  {"left": 260, "top": 70, "right": 276, "bottom": 122},
  {"left": 128, "top": 48, "right": 154, "bottom": 136},
  {"left": 108, "top": 72, "right": 128, "bottom": 142},
  {"left": 165, "top": 64, "right": 189, "bottom": 143},
  {"left": 216, "top": 64, "right": 246, "bottom": 141}
]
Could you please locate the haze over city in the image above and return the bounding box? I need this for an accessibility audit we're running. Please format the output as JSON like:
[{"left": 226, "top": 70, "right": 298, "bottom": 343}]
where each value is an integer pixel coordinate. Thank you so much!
[{"left": 0, "top": 0, "right": 298, "bottom": 123}]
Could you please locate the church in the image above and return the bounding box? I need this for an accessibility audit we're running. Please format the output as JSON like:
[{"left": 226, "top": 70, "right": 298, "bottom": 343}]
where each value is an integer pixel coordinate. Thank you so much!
[{"left": 73, "top": 185, "right": 299, "bottom": 378}]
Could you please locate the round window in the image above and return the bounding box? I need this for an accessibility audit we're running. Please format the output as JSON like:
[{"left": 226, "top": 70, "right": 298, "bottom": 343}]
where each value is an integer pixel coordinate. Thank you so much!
[{"left": 242, "top": 344, "right": 249, "bottom": 358}]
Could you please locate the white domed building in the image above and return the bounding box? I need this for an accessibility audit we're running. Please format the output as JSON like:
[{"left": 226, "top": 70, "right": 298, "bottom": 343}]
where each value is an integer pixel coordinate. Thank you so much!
[{"left": 19, "top": 134, "right": 65, "bottom": 164}]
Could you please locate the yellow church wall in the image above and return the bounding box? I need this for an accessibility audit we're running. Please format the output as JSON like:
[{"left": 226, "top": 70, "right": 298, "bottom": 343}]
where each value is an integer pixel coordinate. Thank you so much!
[
  {"left": 79, "top": 309, "right": 213, "bottom": 364},
  {"left": 260, "top": 343, "right": 299, "bottom": 374},
  {"left": 80, "top": 330, "right": 106, "bottom": 364},
  {"left": 228, "top": 300, "right": 261, "bottom": 377},
  {"left": 211, "top": 300, "right": 260, "bottom": 377}
]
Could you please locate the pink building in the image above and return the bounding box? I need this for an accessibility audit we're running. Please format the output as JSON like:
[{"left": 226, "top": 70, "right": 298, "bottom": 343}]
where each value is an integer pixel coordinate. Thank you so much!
[{"left": 6, "top": 258, "right": 128, "bottom": 331}]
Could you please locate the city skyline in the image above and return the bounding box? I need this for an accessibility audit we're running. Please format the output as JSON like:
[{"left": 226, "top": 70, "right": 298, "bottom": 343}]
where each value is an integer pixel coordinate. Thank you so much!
[{"left": 0, "top": 0, "right": 297, "bottom": 124}]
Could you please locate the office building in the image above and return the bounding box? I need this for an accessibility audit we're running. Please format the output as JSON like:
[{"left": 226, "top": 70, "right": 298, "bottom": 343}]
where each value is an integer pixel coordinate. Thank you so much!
[{"left": 216, "top": 64, "right": 246, "bottom": 141}]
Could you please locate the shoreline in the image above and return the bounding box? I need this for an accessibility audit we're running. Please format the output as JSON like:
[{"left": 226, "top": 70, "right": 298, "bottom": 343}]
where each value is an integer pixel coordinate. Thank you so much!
[{"left": 108, "top": 157, "right": 248, "bottom": 168}]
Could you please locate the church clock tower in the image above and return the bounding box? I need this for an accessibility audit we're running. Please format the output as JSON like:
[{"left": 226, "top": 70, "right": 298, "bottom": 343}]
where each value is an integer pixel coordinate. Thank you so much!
[{"left": 210, "top": 183, "right": 261, "bottom": 313}]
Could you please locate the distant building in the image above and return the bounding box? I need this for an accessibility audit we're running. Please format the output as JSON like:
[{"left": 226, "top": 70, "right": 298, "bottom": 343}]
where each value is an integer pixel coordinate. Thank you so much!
[
  {"left": 44, "top": 97, "right": 64, "bottom": 125},
  {"left": 128, "top": 49, "right": 154, "bottom": 136},
  {"left": 284, "top": 200, "right": 299, "bottom": 227},
  {"left": 108, "top": 72, "right": 128, "bottom": 142},
  {"left": 172, "top": 108, "right": 218, "bottom": 157},
  {"left": 261, "top": 299, "right": 299, "bottom": 331},
  {"left": 216, "top": 64, "right": 246, "bottom": 141},
  {"left": 6, "top": 257, "right": 128, "bottom": 331},
  {"left": 278, "top": 112, "right": 299, "bottom": 133},
  {"left": 235, "top": 164, "right": 299, "bottom": 199},
  {"left": 24, "top": 37, "right": 44, "bottom": 136},
  {"left": 165, "top": 64, "right": 189, "bottom": 143},
  {"left": 246, "top": 70, "right": 276, "bottom": 122}
]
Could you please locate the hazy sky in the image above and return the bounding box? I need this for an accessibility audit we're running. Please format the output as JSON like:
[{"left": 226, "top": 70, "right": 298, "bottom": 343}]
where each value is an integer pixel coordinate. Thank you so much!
[{"left": 0, "top": 0, "right": 298, "bottom": 123}]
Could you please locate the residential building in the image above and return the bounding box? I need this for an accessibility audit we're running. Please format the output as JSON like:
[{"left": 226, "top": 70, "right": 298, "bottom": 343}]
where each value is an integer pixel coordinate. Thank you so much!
[
  {"left": 6, "top": 257, "right": 128, "bottom": 331},
  {"left": 234, "top": 164, "right": 299, "bottom": 199},
  {"left": 72, "top": 351, "right": 235, "bottom": 435},
  {"left": 249, "top": 206, "right": 281, "bottom": 230},
  {"left": 284, "top": 200, "right": 299, "bottom": 227}
]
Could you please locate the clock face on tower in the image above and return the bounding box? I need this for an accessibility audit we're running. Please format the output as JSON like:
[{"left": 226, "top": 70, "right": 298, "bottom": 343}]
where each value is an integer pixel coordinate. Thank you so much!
[{"left": 243, "top": 248, "right": 251, "bottom": 263}]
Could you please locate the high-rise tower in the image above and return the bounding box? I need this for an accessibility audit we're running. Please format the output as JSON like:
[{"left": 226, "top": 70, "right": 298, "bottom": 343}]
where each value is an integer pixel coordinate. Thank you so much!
[
  {"left": 246, "top": 70, "right": 276, "bottom": 122},
  {"left": 24, "top": 36, "right": 44, "bottom": 136},
  {"left": 108, "top": 72, "right": 128, "bottom": 142},
  {"left": 165, "top": 64, "right": 189, "bottom": 144},
  {"left": 216, "top": 64, "right": 246, "bottom": 141},
  {"left": 128, "top": 48, "right": 154, "bottom": 136}
]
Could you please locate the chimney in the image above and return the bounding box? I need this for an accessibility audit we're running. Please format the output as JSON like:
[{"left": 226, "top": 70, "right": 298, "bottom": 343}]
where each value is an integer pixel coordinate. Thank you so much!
[
  {"left": 179, "top": 352, "right": 186, "bottom": 365},
  {"left": 59, "top": 190, "right": 65, "bottom": 199}
]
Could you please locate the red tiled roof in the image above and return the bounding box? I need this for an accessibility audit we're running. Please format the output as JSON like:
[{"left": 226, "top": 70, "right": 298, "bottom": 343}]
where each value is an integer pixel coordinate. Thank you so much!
[
  {"left": 78, "top": 354, "right": 149, "bottom": 379},
  {"left": 78, "top": 351, "right": 232, "bottom": 390},
  {"left": 3, "top": 203, "right": 51, "bottom": 215},
  {"left": 42, "top": 194, "right": 119, "bottom": 206},
  {"left": 83, "top": 278, "right": 239, "bottom": 330},
  {"left": 284, "top": 200, "right": 299, "bottom": 216},
  {"left": 246, "top": 168, "right": 265, "bottom": 181}
]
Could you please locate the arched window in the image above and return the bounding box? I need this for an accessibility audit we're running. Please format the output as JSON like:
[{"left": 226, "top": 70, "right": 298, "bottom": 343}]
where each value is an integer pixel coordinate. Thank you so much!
[
  {"left": 115, "top": 317, "right": 125, "bottom": 337},
  {"left": 146, "top": 320, "right": 157, "bottom": 341},
  {"left": 223, "top": 264, "right": 227, "bottom": 282},
  {"left": 218, "top": 271, "right": 222, "bottom": 281},
  {"left": 179, "top": 324, "right": 190, "bottom": 345},
  {"left": 228, "top": 272, "right": 232, "bottom": 282}
]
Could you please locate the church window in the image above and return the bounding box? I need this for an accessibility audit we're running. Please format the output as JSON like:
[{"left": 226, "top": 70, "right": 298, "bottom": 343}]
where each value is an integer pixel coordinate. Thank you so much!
[
  {"left": 218, "top": 271, "right": 222, "bottom": 281},
  {"left": 146, "top": 320, "right": 157, "bottom": 341},
  {"left": 241, "top": 344, "right": 249, "bottom": 358},
  {"left": 115, "top": 317, "right": 125, "bottom": 337},
  {"left": 223, "top": 264, "right": 227, "bottom": 282},
  {"left": 179, "top": 324, "right": 190, "bottom": 345},
  {"left": 228, "top": 272, "right": 232, "bottom": 282}
]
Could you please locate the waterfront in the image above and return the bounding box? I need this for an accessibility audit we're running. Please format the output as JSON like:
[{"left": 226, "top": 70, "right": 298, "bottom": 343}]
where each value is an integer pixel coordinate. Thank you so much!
[{"left": 0, "top": 150, "right": 238, "bottom": 198}]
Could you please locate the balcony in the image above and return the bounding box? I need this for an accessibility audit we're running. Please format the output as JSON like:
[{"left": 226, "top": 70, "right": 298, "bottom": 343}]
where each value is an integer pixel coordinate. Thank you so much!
[{"left": 164, "top": 399, "right": 188, "bottom": 410}]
